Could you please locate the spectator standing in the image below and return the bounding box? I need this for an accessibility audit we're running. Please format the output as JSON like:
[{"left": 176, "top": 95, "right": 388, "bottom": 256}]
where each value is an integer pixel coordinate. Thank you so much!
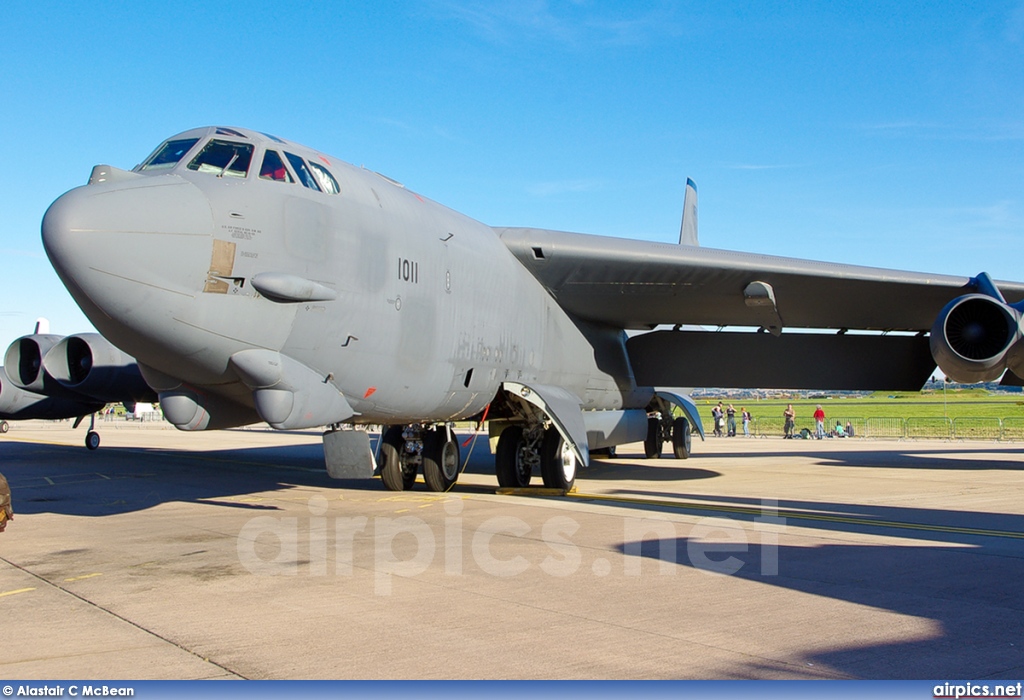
[
  {"left": 726, "top": 404, "right": 737, "bottom": 437},
  {"left": 813, "top": 404, "right": 826, "bottom": 440},
  {"left": 741, "top": 408, "right": 751, "bottom": 437},
  {"left": 712, "top": 403, "right": 724, "bottom": 437},
  {"left": 783, "top": 404, "right": 795, "bottom": 439}
]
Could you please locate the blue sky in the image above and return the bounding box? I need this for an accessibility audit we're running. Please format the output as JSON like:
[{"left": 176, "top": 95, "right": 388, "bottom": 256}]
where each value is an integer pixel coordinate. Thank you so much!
[{"left": 1, "top": 1, "right": 1022, "bottom": 343}]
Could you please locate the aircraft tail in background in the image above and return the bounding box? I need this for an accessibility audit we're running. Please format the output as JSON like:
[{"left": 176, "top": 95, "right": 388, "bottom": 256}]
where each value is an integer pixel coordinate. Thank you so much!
[{"left": 678, "top": 178, "right": 698, "bottom": 246}]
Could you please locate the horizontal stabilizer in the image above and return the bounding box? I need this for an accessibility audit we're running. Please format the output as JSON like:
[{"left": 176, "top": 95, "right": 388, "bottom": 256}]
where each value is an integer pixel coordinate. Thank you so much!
[{"left": 628, "top": 330, "right": 935, "bottom": 391}]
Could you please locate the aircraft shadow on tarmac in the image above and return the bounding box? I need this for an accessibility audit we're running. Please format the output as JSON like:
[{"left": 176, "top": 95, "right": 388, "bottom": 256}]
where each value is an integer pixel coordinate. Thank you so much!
[
  {"left": 607, "top": 477, "right": 1024, "bottom": 678},
  {"left": 618, "top": 531, "right": 1024, "bottom": 679},
  {"left": 3, "top": 440, "right": 341, "bottom": 517},
  {"left": 5, "top": 434, "right": 1023, "bottom": 678},
  {"left": 4, "top": 433, "right": 1022, "bottom": 517}
]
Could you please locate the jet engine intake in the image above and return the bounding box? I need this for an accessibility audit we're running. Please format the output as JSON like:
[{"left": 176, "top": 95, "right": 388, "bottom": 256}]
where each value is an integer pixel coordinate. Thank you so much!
[
  {"left": 42, "top": 333, "right": 157, "bottom": 403},
  {"left": 3, "top": 334, "right": 64, "bottom": 394},
  {"left": 930, "top": 293, "right": 1023, "bottom": 383}
]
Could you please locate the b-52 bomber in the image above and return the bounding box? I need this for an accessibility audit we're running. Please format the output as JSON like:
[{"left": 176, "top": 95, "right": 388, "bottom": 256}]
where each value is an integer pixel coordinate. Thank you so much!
[{"left": 39, "top": 126, "right": 1024, "bottom": 491}]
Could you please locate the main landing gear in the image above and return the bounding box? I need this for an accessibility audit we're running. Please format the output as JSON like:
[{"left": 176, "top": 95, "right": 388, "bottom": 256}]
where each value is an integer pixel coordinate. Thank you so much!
[
  {"left": 644, "top": 414, "right": 691, "bottom": 460},
  {"left": 379, "top": 424, "right": 460, "bottom": 492},
  {"left": 495, "top": 424, "right": 577, "bottom": 491}
]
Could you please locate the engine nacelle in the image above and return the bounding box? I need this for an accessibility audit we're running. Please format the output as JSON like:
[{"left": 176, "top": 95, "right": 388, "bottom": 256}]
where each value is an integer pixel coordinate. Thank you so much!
[
  {"left": 930, "top": 294, "right": 1024, "bottom": 383},
  {"left": 42, "top": 333, "right": 156, "bottom": 403},
  {"left": 3, "top": 334, "right": 64, "bottom": 394}
]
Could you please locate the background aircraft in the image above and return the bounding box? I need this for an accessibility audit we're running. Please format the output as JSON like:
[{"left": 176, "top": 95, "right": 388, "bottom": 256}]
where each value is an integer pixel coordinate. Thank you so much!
[
  {"left": 40, "top": 127, "right": 1024, "bottom": 490},
  {"left": 0, "top": 319, "right": 155, "bottom": 447}
]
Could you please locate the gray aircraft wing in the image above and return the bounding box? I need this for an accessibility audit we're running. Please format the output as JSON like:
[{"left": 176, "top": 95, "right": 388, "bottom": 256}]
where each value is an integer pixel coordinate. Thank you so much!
[
  {"left": 497, "top": 227, "right": 1024, "bottom": 330},
  {"left": 497, "top": 227, "right": 1024, "bottom": 390}
]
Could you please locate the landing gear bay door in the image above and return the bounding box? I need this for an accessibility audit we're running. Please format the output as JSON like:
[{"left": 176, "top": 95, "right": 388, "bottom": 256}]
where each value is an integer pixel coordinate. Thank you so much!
[
  {"left": 503, "top": 382, "right": 589, "bottom": 467},
  {"left": 655, "top": 389, "right": 705, "bottom": 440}
]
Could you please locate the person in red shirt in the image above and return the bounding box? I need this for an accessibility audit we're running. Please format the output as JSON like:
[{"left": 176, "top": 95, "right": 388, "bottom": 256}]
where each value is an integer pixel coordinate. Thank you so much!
[{"left": 813, "top": 405, "right": 826, "bottom": 439}]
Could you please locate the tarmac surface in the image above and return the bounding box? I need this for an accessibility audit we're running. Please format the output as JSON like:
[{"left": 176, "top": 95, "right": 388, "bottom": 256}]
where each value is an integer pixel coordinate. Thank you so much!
[{"left": 1, "top": 420, "right": 1022, "bottom": 680}]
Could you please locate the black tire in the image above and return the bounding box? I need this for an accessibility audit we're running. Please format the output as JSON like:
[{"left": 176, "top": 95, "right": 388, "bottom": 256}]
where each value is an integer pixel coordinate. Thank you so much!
[
  {"left": 423, "top": 426, "right": 460, "bottom": 492},
  {"left": 672, "top": 417, "right": 691, "bottom": 459},
  {"left": 496, "top": 426, "right": 532, "bottom": 487},
  {"left": 380, "top": 426, "right": 416, "bottom": 491},
  {"left": 85, "top": 431, "right": 100, "bottom": 451},
  {"left": 0, "top": 421, "right": 8, "bottom": 434},
  {"left": 541, "top": 427, "right": 577, "bottom": 490},
  {"left": 644, "top": 417, "right": 662, "bottom": 459}
]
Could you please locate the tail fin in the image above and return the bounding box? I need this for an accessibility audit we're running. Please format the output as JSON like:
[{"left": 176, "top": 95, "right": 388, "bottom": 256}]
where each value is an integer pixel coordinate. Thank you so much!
[
  {"left": 34, "top": 317, "right": 50, "bottom": 335},
  {"left": 678, "top": 178, "right": 698, "bottom": 246}
]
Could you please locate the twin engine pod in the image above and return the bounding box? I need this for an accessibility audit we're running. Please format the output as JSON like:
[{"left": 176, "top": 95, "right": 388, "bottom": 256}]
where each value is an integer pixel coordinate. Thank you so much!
[
  {"left": 930, "top": 279, "right": 1024, "bottom": 384},
  {"left": 1, "top": 332, "right": 154, "bottom": 416}
]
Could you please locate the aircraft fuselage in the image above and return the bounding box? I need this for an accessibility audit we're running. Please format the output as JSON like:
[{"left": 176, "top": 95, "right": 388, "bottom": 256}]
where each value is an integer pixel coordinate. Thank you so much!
[{"left": 42, "top": 127, "right": 642, "bottom": 429}]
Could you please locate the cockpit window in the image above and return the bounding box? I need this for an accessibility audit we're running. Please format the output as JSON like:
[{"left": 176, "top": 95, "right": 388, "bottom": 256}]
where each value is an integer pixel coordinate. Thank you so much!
[
  {"left": 308, "top": 162, "right": 341, "bottom": 194},
  {"left": 259, "top": 150, "right": 294, "bottom": 183},
  {"left": 140, "top": 138, "right": 199, "bottom": 171},
  {"left": 187, "top": 140, "right": 254, "bottom": 178},
  {"left": 285, "top": 152, "right": 322, "bottom": 192}
]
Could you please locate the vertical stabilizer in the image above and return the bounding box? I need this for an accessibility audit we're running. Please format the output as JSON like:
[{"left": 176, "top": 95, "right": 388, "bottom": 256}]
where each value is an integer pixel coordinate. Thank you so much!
[
  {"left": 678, "top": 178, "right": 698, "bottom": 246},
  {"left": 34, "top": 317, "right": 50, "bottom": 335}
]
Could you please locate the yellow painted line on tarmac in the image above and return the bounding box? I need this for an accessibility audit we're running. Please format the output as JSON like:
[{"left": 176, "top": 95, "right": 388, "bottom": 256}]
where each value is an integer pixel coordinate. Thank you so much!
[
  {"left": 64, "top": 573, "right": 103, "bottom": 582},
  {"left": 562, "top": 491, "right": 1024, "bottom": 541},
  {"left": 496, "top": 487, "right": 573, "bottom": 497},
  {"left": 0, "top": 587, "right": 36, "bottom": 598}
]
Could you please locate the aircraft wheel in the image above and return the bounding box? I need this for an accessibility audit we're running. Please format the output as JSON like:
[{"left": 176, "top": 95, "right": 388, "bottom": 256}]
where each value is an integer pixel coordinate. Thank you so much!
[
  {"left": 672, "top": 417, "right": 691, "bottom": 459},
  {"left": 495, "top": 426, "right": 533, "bottom": 487},
  {"left": 0, "top": 421, "right": 8, "bottom": 434},
  {"left": 423, "top": 426, "right": 459, "bottom": 492},
  {"left": 85, "top": 431, "right": 100, "bottom": 451},
  {"left": 644, "top": 417, "right": 662, "bottom": 459},
  {"left": 541, "top": 428, "right": 577, "bottom": 490},
  {"left": 380, "top": 426, "right": 416, "bottom": 491}
]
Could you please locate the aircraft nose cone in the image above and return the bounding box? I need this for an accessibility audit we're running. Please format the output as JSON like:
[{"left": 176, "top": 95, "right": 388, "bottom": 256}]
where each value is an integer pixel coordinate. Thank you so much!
[{"left": 42, "top": 174, "right": 215, "bottom": 344}]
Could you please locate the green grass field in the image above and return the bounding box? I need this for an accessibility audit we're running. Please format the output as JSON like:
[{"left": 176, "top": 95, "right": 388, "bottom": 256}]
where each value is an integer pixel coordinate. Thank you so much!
[
  {"left": 696, "top": 390, "right": 1024, "bottom": 421},
  {"left": 694, "top": 389, "right": 1024, "bottom": 439}
]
